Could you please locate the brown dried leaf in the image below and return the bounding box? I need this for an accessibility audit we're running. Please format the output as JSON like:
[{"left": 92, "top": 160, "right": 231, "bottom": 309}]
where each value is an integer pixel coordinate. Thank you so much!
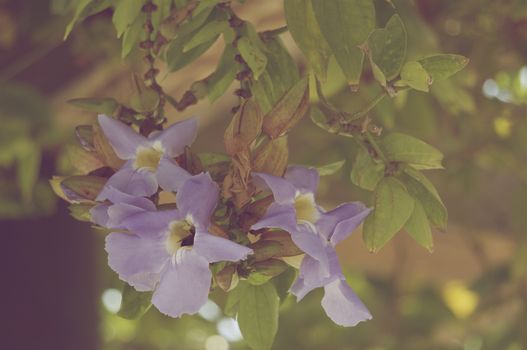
[
  {"left": 224, "top": 99, "right": 263, "bottom": 155},
  {"left": 262, "top": 76, "right": 309, "bottom": 138},
  {"left": 252, "top": 136, "right": 289, "bottom": 176}
]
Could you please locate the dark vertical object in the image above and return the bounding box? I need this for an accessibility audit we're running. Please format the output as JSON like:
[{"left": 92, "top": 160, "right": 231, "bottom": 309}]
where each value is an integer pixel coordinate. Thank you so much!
[{"left": 0, "top": 203, "right": 99, "bottom": 350}]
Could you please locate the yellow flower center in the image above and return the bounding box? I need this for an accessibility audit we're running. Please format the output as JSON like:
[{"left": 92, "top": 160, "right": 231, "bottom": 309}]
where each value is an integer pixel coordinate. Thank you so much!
[
  {"left": 165, "top": 220, "right": 194, "bottom": 255},
  {"left": 294, "top": 193, "right": 319, "bottom": 224},
  {"left": 134, "top": 146, "right": 164, "bottom": 171}
]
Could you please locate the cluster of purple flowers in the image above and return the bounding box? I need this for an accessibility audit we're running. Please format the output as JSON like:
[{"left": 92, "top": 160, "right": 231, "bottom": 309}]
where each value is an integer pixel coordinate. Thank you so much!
[{"left": 91, "top": 114, "right": 372, "bottom": 326}]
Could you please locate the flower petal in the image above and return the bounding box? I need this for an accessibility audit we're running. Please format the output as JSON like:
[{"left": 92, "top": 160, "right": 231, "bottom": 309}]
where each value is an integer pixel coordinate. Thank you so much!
[
  {"left": 98, "top": 162, "right": 158, "bottom": 198},
  {"left": 95, "top": 185, "right": 156, "bottom": 210},
  {"left": 251, "top": 203, "right": 297, "bottom": 233},
  {"left": 289, "top": 276, "right": 317, "bottom": 301},
  {"left": 90, "top": 203, "right": 109, "bottom": 226},
  {"left": 289, "top": 223, "right": 329, "bottom": 272},
  {"left": 121, "top": 209, "right": 182, "bottom": 238},
  {"left": 157, "top": 156, "right": 192, "bottom": 192},
  {"left": 330, "top": 204, "right": 372, "bottom": 245},
  {"left": 152, "top": 249, "right": 211, "bottom": 317},
  {"left": 316, "top": 202, "right": 371, "bottom": 244},
  {"left": 193, "top": 231, "right": 253, "bottom": 263},
  {"left": 154, "top": 117, "right": 198, "bottom": 157},
  {"left": 106, "top": 203, "right": 151, "bottom": 229},
  {"left": 98, "top": 114, "right": 148, "bottom": 159},
  {"left": 321, "top": 279, "right": 372, "bottom": 327},
  {"left": 253, "top": 173, "right": 296, "bottom": 204},
  {"left": 176, "top": 173, "right": 218, "bottom": 228},
  {"left": 105, "top": 232, "right": 169, "bottom": 291},
  {"left": 285, "top": 165, "right": 319, "bottom": 194}
]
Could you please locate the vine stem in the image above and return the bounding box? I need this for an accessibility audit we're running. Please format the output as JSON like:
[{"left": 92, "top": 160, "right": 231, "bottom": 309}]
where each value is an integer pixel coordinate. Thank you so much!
[
  {"left": 142, "top": 0, "right": 166, "bottom": 122},
  {"left": 345, "top": 91, "right": 387, "bottom": 121}
]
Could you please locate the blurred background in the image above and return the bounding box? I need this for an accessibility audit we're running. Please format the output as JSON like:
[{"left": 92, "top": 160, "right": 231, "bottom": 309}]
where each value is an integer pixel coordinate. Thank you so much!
[{"left": 2, "top": 0, "right": 527, "bottom": 349}]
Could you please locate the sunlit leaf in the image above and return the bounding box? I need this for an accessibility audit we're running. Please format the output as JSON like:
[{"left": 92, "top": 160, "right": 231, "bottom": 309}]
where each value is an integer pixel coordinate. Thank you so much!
[
  {"left": 112, "top": 0, "right": 144, "bottom": 38},
  {"left": 363, "top": 177, "right": 414, "bottom": 252},
  {"left": 419, "top": 54, "right": 469, "bottom": 81},
  {"left": 238, "top": 282, "right": 279, "bottom": 350},
  {"left": 400, "top": 61, "right": 431, "bottom": 92},
  {"left": 117, "top": 283, "right": 152, "bottom": 320},
  {"left": 404, "top": 199, "right": 434, "bottom": 251},
  {"left": 183, "top": 20, "right": 229, "bottom": 52},
  {"left": 317, "top": 160, "right": 345, "bottom": 176},
  {"left": 350, "top": 148, "right": 385, "bottom": 191},
  {"left": 367, "top": 14, "right": 407, "bottom": 81},
  {"left": 401, "top": 167, "right": 447, "bottom": 229},
  {"left": 284, "top": 0, "right": 331, "bottom": 80},
  {"left": 311, "top": 0, "right": 375, "bottom": 86},
  {"left": 238, "top": 37, "right": 267, "bottom": 80},
  {"left": 382, "top": 132, "right": 443, "bottom": 169}
]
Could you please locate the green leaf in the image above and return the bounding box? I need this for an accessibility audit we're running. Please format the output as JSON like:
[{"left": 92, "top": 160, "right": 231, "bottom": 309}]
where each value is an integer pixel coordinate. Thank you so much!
[
  {"left": 382, "top": 132, "right": 443, "bottom": 169},
  {"left": 418, "top": 54, "right": 469, "bottom": 81},
  {"left": 404, "top": 199, "right": 433, "bottom": 251},
  {"left": 64, "top": 0, "right": 113, "bottom": 39},
  {"left": 224, "top": 281, "right": 248, "bottom": 317},
  {"left": 271, "top": 267, "right": 297, "bottom": 303},
  {"left": 363, "top": 177, "right": 414, "bottom": 252},
  {"left": 203, "top": 45, "right": 238, "bottom": 102},
  {"left": 112, "top": 0, "right": 144, "bottom": 38},
  {"left": 311, "top": 0, "right": 375, "bottom": 86},
  {"left": 183, "top": 20, "right": 230, "bottom": 52},
  {"left": 122, "top": 13, "right": 146, "bottom": 58},
  {"left": 248, "top": 259, "right": 289, "bottom": 285},
  {"left": 193, "top": 0, "right": 221, "bottom": 16},
  {"left": 68, "top": 97, "right": 119, "bottom": 115},
  {"left": 350, "top": 148, "right": 385, "bottom": 191},
  {"left": 401, "top": 167, "right": 447, "bottom": 229},
  {"left": 198, "top": 152, "right": 230, "bottom": 166},
  {"left": 117, "top": 283, "right": 152, "bottom": 319},
  {"left": 367, "top": 14, "right": 407, "bottom": 81},
  {"left": 166, "top": 36, "right": 218, "bottom": 71},
  {"left": 284, "top": 0, "right": 331, "bottom": 80},
  {"left": 310, "top": 106, "right": 341, "bottom": 135},
  {"left": 317, "top": 160, "right": 345, "bottom": 176},
  {"left": 68, "top": 203, "right": 93, "bottom": 222},
  {"left": 256, "top": 37, "right": 300, "bottom": 107},
  {"left": 238, "top": 37, "right": 267, "bottom": 80},
  {"left": 238, "top": 283, "right": 279, "bottom": 350},
  {"left": 400, "top": 61, "right": 431, "bottom": 92}
]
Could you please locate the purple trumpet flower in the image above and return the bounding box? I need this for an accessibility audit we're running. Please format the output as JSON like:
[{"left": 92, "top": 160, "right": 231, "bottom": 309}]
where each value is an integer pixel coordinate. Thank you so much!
[
  {"left": 104, "top": 172, "right": 253, "bottom": 318},
  {"left": 96, "top": 114, "right": 197, "bottom": 198},
  {"left": 251, "top": 165, "right": 372, "bottom": 326}
]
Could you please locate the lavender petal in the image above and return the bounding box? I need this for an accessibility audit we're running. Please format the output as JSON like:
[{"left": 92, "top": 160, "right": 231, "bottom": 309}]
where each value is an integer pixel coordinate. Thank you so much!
[
  {"left": 105, "top": 232, "right": 169, "bottom": 292},
  {"left": 193, "top": 231, "right": 253, "bottom": 263},
  {"left": 152, "top": 249, "right": 211, "bottom": 318},
  {"left": 321, "top": 279, "right": 372, "bottom": 327},
  {"left": 98, "top": 114, "right": 148, "bottom": 159}
]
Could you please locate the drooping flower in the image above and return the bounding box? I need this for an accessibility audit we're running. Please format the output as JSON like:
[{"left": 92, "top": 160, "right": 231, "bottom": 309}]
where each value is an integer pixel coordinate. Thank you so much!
[
  {"left": 96, "top": 114, "right": 197, "bottom": 198},
  {"left": 251, "top": 165, "right": 372, "bottom": 326},
  {"left": 104, "top": 172, "right": 253, "bottom": 317}
]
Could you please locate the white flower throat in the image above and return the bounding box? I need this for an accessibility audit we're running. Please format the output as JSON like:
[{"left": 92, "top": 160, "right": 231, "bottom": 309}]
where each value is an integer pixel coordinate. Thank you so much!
[
  {"left": 134, "top": 142, "right": 165, "bottom": 171},
  {"left": 294, "top": 192, "right": 320, "bottom": 224},
  {"left": 165, "top": 219, "right": 195, "bottom": 255}
]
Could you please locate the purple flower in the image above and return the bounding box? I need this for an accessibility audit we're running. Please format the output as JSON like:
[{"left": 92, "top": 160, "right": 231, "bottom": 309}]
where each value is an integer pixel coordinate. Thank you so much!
[
  {"left": 104, "top": 172, "right": 253, "bottom": 317},
  {"left": 251, "top": 165, "right": 372, "bottom": 326},
  {"left": 96, "top": 114, "right": 197, "bottom": 198},
  {"left": 90, "top": 185, "right": 157, "bottom": 229}
]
